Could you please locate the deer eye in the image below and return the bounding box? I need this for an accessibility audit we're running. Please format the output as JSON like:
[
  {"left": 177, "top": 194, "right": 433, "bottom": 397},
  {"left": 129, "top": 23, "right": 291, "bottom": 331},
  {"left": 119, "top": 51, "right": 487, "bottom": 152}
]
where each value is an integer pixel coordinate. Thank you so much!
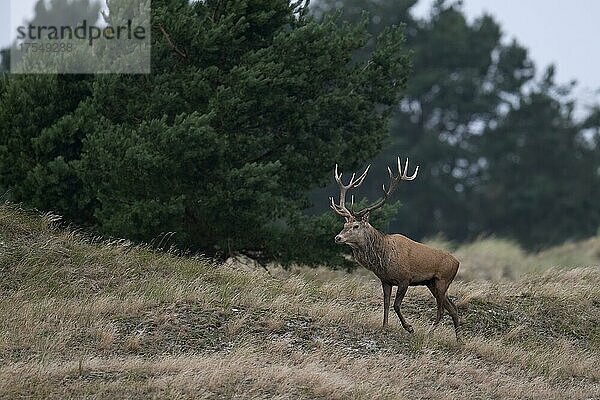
[{"left": 353, "top": 224, "right": 359, "bottom": 229}]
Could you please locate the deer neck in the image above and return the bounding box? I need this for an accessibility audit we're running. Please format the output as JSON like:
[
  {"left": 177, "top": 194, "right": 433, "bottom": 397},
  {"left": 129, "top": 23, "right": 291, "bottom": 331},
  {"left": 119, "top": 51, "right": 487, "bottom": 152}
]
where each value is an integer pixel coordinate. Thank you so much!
[{"left": 350, "top": 225, "right": 387, "bottom": 273}]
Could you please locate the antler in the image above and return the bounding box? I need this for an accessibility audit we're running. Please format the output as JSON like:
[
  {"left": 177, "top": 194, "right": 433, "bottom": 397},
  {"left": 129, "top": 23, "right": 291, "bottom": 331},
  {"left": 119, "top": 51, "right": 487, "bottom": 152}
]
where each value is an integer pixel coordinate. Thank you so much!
[
  {"left": 329, "top": 163, "right": 371, "bottom": 220},
  {"left": 353, "top": 157, "right": 419, "bottom": 219}
]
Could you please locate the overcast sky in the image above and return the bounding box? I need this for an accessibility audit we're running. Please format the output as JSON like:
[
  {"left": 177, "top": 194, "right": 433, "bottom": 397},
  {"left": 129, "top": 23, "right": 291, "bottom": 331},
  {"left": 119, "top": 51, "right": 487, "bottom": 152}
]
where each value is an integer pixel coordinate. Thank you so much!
[{"left": 2, "top": 0, "right": 600, "bottom": 105}]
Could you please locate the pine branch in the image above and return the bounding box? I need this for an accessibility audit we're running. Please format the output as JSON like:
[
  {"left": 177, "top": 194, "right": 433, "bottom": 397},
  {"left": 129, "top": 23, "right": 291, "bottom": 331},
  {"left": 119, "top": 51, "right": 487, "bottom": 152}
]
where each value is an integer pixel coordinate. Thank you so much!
[{"left": 157, "top": 24, "right": 187, "bottom": 59}]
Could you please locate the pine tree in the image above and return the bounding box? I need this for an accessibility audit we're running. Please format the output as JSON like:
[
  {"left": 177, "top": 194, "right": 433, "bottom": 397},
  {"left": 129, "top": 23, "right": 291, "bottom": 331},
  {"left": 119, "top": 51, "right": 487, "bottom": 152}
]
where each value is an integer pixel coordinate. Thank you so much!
[
  {"left": 313, "top": 0, "right": 537, "bottom": 241},
  {"left": 476, "top": 67, "right": 600, "bottom": 247},
  {"left": 313, "top": 0, "right": 600, "bottom": 248},
  {"left": 0, "top": 0, "right": 410, "bottom": 264}
]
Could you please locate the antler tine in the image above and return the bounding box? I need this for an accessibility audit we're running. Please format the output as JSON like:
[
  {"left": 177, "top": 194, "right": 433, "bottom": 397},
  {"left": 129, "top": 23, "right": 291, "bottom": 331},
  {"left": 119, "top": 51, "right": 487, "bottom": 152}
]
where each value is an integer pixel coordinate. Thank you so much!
[
  {"left": 330, "top": 196, "right": 350, "bottom": 214},
  {"left": 352, "top": 155, "right": 420, "bottom": 218},
  {"left": 329, "top": 197, "right": 339, "bottom": 210},
  {"left": 334, "top": 164, "right": 342, "bottom": 183},
  {"left": 352, "top": 164, "right": 371, "bottom": 187},
  {"left": 330, "top": 163, "right": 372, "bottom": 219},
  {"left": 400, "top": 157, "right": 419, "bottom": 180},
  {"left": 334, "top": 164, "right": 370, "bottom": 188}
]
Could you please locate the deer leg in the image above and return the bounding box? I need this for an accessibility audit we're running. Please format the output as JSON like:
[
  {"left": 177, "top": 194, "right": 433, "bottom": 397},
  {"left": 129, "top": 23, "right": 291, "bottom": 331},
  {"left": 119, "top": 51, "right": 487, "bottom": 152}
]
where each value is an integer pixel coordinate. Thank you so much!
[
  {"left": 426, "top": 280, "right": 444, "bottom": 335},
  {"left": 443, "top": 296, "right": 461, "bottom": 339},
  {"left": 435, "top": 280, "right": 462, "bottom": 341},
  {"left": 445, "top": 295, "right": 458, "bottom": 314},
  {"left": 382, "top": 281, "right": 392, "bottom": 328},
  {"left": 394, "top": 282, "right": 413, "bottom": 333}
]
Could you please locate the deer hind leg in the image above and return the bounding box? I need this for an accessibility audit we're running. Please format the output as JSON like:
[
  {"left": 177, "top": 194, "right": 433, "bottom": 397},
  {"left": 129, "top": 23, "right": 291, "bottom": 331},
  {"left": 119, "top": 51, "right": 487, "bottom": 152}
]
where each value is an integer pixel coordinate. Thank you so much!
[
  {"left": 434, "top": 279, "right": 462, "bottom": 341},
  {"left": 426, "top": 280, "right": 444, "bottom": 335},
  {"left": 445, "top": 295, "right": 458, "bottom": 315},
  {"left": 444, "top": 295, "right": 461, "bottom": 338},
  {"left": 446, "top": 295, "right": 464, "bottom": 338},
  {"left": 394, "top": 282, "right": 413, "bottom": 333},
  {"left": 382, "top": 281, "right": 392, "bottom": 328}
]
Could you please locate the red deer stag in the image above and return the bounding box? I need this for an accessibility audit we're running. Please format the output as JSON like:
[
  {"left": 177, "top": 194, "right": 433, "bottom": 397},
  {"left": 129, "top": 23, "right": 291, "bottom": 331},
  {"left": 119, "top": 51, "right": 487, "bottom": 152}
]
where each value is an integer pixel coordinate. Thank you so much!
[{"left": 330, "top": 157, "right": 461, "bottom": 341}]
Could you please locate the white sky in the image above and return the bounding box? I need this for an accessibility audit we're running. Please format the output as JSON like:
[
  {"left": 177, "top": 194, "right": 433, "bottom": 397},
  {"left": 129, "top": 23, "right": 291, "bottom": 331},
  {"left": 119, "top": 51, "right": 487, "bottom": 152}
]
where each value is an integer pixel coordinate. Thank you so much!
[{"left": 2, "top": 0, "right": 600, "bottom": 106}]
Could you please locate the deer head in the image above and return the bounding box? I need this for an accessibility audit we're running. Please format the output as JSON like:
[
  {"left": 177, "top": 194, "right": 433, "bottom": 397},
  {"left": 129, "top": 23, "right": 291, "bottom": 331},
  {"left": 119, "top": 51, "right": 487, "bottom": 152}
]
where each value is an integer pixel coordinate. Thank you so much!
[{"left": 330, "top": 157, "right": 419, "bottom": 246}]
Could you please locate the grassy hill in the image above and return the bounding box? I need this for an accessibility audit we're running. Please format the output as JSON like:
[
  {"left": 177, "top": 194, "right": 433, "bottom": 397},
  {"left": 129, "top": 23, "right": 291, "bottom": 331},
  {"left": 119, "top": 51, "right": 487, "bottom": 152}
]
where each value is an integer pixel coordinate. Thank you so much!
[{"left": 0, "top": 203, "right": 599, "bottom": 399}]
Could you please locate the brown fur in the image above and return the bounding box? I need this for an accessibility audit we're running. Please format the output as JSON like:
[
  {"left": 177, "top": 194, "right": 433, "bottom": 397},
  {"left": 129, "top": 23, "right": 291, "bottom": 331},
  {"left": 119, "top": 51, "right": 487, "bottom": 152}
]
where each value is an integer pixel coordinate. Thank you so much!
[
  {"left": 335, "top": 218, "right": 461, "bottom": 340},
  {"left": 330, "top": 157, "right": 461, "bottom": 340}
]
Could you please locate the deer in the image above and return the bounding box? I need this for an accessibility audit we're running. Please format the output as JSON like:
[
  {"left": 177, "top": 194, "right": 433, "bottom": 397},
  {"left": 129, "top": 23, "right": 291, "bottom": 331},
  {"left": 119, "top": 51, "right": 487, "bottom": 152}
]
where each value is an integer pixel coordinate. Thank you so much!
[{"left": 330, "top": 157, "right": 462, "bottom": 341}]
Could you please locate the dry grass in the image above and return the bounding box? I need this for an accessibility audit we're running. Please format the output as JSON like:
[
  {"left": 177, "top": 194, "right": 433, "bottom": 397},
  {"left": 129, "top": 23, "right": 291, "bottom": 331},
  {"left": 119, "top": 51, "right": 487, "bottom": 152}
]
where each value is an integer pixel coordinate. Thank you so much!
[
  {"left": 1, "top": 203, "right": 599, "bottom": 399},
  {"left": 424, "top": 235, "right": 600, "bottom": 281}
]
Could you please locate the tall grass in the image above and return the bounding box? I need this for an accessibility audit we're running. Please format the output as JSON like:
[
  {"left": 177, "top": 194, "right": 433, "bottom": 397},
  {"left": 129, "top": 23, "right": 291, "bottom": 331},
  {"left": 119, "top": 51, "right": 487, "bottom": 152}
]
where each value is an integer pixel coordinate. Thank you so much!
[
  {"left": 1, "top": 203, "right": 599, "bottom": 399},
  {"left": 423, "top": 235, "right": 600, "bottom": 281}
]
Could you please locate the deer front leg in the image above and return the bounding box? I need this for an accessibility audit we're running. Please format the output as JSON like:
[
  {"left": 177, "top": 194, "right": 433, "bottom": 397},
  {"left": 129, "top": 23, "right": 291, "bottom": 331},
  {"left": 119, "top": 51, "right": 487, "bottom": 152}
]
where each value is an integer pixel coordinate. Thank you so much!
[
  {"left": 382, "top": 281, "right": 392, "bottom": 327},
  {"left": 394, "top": 282, "right": 413, "bottom": 333}
]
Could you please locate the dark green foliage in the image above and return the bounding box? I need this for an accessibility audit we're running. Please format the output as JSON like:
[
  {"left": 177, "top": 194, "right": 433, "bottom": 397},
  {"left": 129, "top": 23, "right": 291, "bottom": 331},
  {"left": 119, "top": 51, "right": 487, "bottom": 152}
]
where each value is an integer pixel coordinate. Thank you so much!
[
  {"left": 0, "top": 0, "right": 410, "bottom": 264},
  {"left": 314, "top": 0, "right": 536, "bottom": 240},
  {"left": 476, "top": 68, "right": 600, "bottom": 247},
  {"left": 0, "top": 75, "right": 95, "bottom": 221},
  {"left": 314, "top": 0, "right": 600, "bottom": 249},
  {"left": 4, "top": 0, "right": 598, "bottom": 262}
]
